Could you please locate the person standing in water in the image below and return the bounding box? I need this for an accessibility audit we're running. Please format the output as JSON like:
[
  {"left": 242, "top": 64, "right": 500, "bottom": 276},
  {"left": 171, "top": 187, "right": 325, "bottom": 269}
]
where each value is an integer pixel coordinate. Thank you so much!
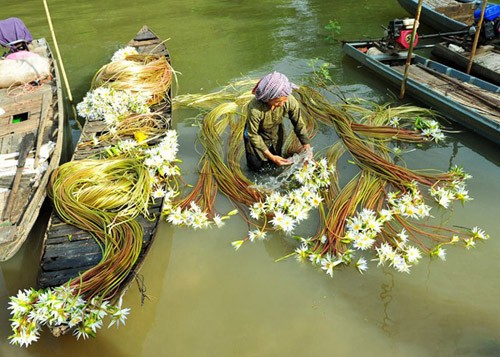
[{"left": 244, "top": 71, "right": 311, "bottom": 172}]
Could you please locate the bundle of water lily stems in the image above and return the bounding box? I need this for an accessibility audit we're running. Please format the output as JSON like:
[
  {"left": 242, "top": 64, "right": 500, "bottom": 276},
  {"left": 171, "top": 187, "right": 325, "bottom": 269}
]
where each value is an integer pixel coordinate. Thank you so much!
[
  {"left": 92, "top": 52, "right": 173, "bottom": 104},
  {"left": 48, "top": 158, "right": 150, "bottom": 299},
  {"left": 173, "top": 78, "right": 488, "bottom": 275}
]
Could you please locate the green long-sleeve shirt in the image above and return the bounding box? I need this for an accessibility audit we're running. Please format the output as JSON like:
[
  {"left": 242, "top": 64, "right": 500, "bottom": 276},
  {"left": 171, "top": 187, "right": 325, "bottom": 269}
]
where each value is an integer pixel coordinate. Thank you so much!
[{"left": 244, "top": 95, "right": 309, "bottom": 161}]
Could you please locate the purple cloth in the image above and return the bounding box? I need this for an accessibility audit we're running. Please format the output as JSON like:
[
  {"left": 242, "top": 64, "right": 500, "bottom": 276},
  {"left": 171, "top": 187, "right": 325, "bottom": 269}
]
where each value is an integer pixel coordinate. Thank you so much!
[
  {"left": 0, "top": 18, "right": 33, "bottom": 47},
  {"left": 252, "top": 71, "right": 298, "bottom": 102}
]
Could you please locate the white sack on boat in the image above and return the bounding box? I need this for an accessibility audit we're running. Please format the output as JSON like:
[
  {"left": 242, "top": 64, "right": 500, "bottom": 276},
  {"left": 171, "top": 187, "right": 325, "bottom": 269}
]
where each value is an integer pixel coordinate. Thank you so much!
[{"left": 0, "top": 54, "right": 50, "bottom": 88}]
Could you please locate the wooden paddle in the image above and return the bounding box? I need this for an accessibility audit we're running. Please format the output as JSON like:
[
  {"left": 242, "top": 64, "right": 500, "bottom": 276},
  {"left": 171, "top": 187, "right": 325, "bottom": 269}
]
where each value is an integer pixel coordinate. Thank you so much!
[{"left": 2, "top": 132, "right": 35, "bottom": 222}]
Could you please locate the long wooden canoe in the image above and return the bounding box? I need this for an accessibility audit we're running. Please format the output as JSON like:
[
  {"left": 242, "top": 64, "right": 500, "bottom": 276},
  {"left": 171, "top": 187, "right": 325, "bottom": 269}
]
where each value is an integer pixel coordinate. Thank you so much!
[
  {"left": 0, "top": 38, "right": 64, "bottom": 261},
  {"left": 37, "top": 26, "right": 171, "bottom": 324},
  {"left": 343, "top": 40, "right": 500, "bottom": 144}
]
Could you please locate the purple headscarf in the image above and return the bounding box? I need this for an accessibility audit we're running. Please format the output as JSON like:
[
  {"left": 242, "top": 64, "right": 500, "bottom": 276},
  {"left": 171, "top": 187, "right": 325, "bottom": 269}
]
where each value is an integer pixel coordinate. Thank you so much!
[
  {"left": 0, "top": 18, "right": 33, "bottom": 48},
  {"left": 252, "top": 71, "right": 298, "bottom": 102}
]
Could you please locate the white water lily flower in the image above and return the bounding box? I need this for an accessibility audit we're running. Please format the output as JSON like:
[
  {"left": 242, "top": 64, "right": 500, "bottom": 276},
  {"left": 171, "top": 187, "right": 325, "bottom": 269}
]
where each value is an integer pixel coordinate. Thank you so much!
[
  {"left": 249, "top": 205, "right": 262, "bottom": 220},
  {"left": 389, "top": 116, "right": 400, "bottom": 127},
  {"left": 152, "top": 187, "right": 166, "bottom": 199},
  {"left": 463, "top": 238, "right": 476, "bottom": 250},
  {"left": 108, "top": 307, "right": 130, "bottom": 328},
  {"left": 295, "top": 244, "right": 309, "bottom": 262},
  {"left": 212, "top": 215, "right": 224, "bottom": 228},
  {"left": 254, "top": 230, "right": 267, "bottom": 240},
  {"left": 231, "top": 240, "right": 244, "bottom": 251},
  {"left": 355, "top": 257, "right": 368, "bottom": 274},
  {"left": 436, "top": 247, "right": 447, "bottom": 261},
  {"left": 397, "top": 229, "right": 409, "bottom": 244},
  {"left": 391, "top": 255, "right": 410, "bottom": 273},
  {"left": 248, "top": 230, "right": 257, "bottom": 242},
  {"left": 166, "top": 207, "right": 183, "bottom": 225},
  {"left": 353, "top": 232, "right": 376, "bottom": 251},
  {"left": 471, "top": 226, "right": 489, "bottom": 240},
  {"left": 279, "top": 214, "right": 296, "bottom": 234},
  {"left": 270, "top": 211, "right": 284, "bottom": 228},
  {"left": 321, "top": 254, "right": 343, "bottom": 277},
  {"left": 309, "top": 252, "right": 322, "bottom": 265},
  {"left": 378, "top": 209, "right": 393, "bottom": 222},
  {"left": 406, "top": 246, "right": 422, "bottom": 263}
]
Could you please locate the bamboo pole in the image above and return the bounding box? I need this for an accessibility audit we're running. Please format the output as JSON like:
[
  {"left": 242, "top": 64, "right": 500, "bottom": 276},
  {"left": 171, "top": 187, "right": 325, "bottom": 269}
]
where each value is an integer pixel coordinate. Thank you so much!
[
  {"left": 43, "top": 0, "right": 73, "bottom": 103},
  {"left": 466, "top": 0, "right": 488, "bottom": 74},
  {"left": 399, "top": 0, "right": 424, "bottom": 99}
]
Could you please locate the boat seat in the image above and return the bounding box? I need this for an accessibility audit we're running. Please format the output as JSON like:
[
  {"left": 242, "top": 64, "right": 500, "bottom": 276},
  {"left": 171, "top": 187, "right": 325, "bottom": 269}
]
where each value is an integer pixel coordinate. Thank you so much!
[{"left": 4, "top": 39, "right": 29, "bottom": 52}]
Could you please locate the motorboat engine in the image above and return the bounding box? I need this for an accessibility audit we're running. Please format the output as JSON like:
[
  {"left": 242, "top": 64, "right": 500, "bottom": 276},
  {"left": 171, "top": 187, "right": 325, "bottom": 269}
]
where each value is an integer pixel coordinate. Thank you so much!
[{"left": 385, "top": 18, "right": 419, "bottom": 49}]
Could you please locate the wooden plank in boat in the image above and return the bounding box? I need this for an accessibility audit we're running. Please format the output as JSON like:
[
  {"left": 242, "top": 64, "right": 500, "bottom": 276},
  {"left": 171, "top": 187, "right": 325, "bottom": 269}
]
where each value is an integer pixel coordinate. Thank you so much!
[
  {"left": 42, "top": 239, "right": 101, "bottom": 260},
  {"left": 38, "top": 265, "right": 97, "bottom": 287}
]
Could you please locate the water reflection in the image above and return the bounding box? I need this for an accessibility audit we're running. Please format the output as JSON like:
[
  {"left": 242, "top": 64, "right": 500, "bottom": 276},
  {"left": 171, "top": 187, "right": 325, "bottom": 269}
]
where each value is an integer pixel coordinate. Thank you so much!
[{"left": 379, "top": 270, "right": 395, "bottom": 336}]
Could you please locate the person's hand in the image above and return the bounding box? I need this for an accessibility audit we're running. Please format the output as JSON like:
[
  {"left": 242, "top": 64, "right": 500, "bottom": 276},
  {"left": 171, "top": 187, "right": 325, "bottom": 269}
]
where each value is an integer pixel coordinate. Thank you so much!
[
  {"left": 263, "top": 149, "right": 292, "bottom": 166},
  {"left": 301, "top": 144, "right": 313, "bottom": 160},
  {"left": 270, "top": 154, "right": 292, "bottom": 166}
]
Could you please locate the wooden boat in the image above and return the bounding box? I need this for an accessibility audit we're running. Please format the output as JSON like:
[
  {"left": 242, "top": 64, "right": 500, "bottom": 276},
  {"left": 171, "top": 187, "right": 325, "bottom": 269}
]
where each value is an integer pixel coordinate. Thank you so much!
[
  {"left": 397, "top": 0, "right": 478, "bottom": 31},
  {"left": 431, "top": 42, "right": 500, "bottom": 85},
  {"left": 37, "top": 26, "right": 171, "bottom": 321},
  {"left": 0, "top": 38, "right": 64, "bottom": 261},
  {"left": 343, "top": 40, "right": 500, "bottom": 145}
]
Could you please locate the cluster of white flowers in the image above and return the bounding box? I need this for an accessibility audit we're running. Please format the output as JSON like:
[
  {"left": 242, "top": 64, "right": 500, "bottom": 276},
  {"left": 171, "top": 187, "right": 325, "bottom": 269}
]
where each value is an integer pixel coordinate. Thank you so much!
[
  {"left": 342, "top": 206, "right": 424, "bottom": 273},
  {"left": 76, "top": 87, "right": 151, "bottom": 124},
  {"left": 387, "top": 186, "right": 432, "bottom": 220},
  {"left": 166, "top": 202, "right": 237, "bottom": 230},
  {"left": 421, "top": 120, "right": 445, "bottom": 142},
  {"left": 110, "top": 46, "right": 139, "bottom": 62},
  {"left": 8, "top": 286, "right": 130, "bottom": 347},
  {"left": 344, "top": 208, "right": 385, "bottom": 251},
  {"left": 248, "top": 158, "right": 335, "bottom": 235},
  {"left": 109, "top": 131, "right": 181, "bottom": 204},
  {"left": 289, "top": 171, "right": 485, "bottom": 277},
  {"left": 429, "top": 179, "right": 472, "bottom": 208},
  {"left": 415, "top": 119, "right": 445, "bottom": 142},
  {"left": 143, "top": 130, "right": 180, "bottom": 178},
  {"left": 463, "top": 226, "right": 490, "bottom": 249},
  {"left": 375, "top": 230, "right": 423, "bottom": 273},
  {"left": 293, "top": 239, "right": 367, "bottom": 277}
]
